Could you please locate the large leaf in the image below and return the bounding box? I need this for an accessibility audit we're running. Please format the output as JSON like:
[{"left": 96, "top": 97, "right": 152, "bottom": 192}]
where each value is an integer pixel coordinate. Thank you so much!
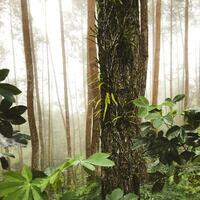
[
  {"left": 106, "top": 188, "right": 124, "bottom": 200},
  {"left": 0, "top": 69, "right": 9, "bottom": 82},
  {"left": 0, "top": 99, "right": 12, "bottom": 112},
  {"left": 0, "top": 182, "right": 22, "bottom": 196},
  {"left": 22, "top": 165, "right": 32, "bottom": 181},
  {"left": 0, "top": 120, "right": 13, "bottom": 138},
  {"left": 0, "top": 83, "right": 21, "bottom": 95},
  {"left": 4, "top": 171, "right": 25, "bottom": 183},
  {"left": 31, "top": 186, "right": 44, "bottom": 200},
  {"left": 86, "top": 153, "right": 115, "bottom": 167},
  {"left": 173, "top": 94, "right": 185, "bottom": 103},
  {"left": 152, "top": 118, "right": 163, "bottom": 128},
  {"left": 8, "top": 106, "right": 27, "bottom": 115},
  {"left": 133, "top": 96, "right": 149, "bottom": 107}
]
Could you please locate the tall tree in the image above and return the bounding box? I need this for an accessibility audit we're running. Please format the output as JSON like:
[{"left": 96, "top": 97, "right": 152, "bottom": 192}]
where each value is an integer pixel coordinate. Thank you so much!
[
  {"left": 152, "top": 0, "right": 161, "bottom": 104},
  {"left": 86, "top": 0, "right": 100, "bottom": 158},
  {"left": 184, "top": 0, "right": 189, "bottom": 108},
  {"left": 97, "top": 0, "right": 148, "bottom": 197},
  {"left": 21, "top": 0, "right": 39, "bottom": 170},
  {"left": 170, "top": 0, "right": 173, "bottom": 98},
  {"left": 58, "top": 0, "right": 72, "bottom": 157}
]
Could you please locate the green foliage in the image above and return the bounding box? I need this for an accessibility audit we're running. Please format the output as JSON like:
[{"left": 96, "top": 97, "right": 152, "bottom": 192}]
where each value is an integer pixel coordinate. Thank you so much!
[
  {"left": 0, "top": 165, "right": 46, "bottom": 200},
  {"left": 0, "top": 69, "right": 30, "bottom": 169},
  {"left": 105, "top": 188, "right": 138, "bottom": 200},
  {"left": 133, "top": 94, "right": 200, "bottom": 194},
  {"left": 0, "top": 153, "right": 114, "bottom": 200}
]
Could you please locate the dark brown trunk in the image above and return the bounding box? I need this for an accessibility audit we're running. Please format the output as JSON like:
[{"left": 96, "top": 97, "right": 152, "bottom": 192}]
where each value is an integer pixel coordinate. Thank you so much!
[{"left": 97, "top": 0, "right": 148, "bottom": 197}]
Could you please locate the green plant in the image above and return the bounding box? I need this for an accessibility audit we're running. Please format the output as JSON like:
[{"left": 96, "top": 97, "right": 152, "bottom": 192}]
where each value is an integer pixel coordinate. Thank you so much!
[
  {"left": 0, "top": 69, "right": 30, "bottom": 169},
  {"left": 0, "top": 165, "right": 47, "bottom": 200},
  {"left": 0, "top": 153, "right": 114, "bottom": 200},
  {"left": 133, "top": 95, "right": 200, "bottom": 193},
  {"left": 105, "top": 188, "right": 138, "bottom": 200}
]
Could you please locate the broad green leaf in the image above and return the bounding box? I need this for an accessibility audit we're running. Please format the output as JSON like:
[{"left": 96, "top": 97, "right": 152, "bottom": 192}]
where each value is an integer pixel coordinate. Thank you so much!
[
  {"left": 106, "top": 188, "right": 124, "bottom": 200},
  {"left": 163, "top": 114, "right": 173, "bottom": 125},
  {"left": 123, "top": 193, "right": 138, "bottom": 200},
  {"left": 152, "top": 118, "right": 163, "bottom": 128},
  {"left": 166, "top": 126, "right": 180, "bottom": 138},
  {"left": 0, "top": 83, "right": 21, "bottom": 95},
  {"left": 4, "top": 171, "right": 25, "bottom": 182},
  {"left": 133, "top": 96, "right": 149, "bottom": 107},
  {"left": 9, "top": 106, "right": 27, "bottom": 115},
  {"left": 22, "top": 165, "right": 32, "bottom": 181},
  {"left": 0, "top": 69, "right": 9, "bottom": 82},
  {"left": 173, "top": 94, "right": 185, "bottom": 103},
  {"left": 161, "top": 101, "right": 175, "bottom": 108},
  {"left": 138, "top": 107, "right": 148, "bottom": 117},
  {"left": 49, "top": 170, "right": 60, "bottom": 184},
  {"left": 86, "top": 153, "right": 115, "bottom": 167},
  {"left": 0, "top": 182, "right": 22, "bottom": 196},
  {"left": 81, "top": 161, "right": 95, "bottom": 171},
  {"left": 40, "top": 178, "right": 49, "bottom": 192},
  {"left": 31, "top": 186, "right": 44, "bottom": 200},
  {"left": 3, "top": 187, "right": 27, "bottom": 200},
  {"left": 145, "top": 112, "right": 161, "bottom": 120}
]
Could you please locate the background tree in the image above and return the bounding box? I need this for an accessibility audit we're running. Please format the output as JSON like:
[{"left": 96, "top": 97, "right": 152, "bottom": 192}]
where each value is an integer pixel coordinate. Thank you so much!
[
  {"left": 152, "top": 0, "right": 161, "bottom": 104},
  {"left": 21, "top": 0, "right": 39, "bottom": 170},
  {"left": 86, "top": 0, "right": 100, "bottom": 158}
]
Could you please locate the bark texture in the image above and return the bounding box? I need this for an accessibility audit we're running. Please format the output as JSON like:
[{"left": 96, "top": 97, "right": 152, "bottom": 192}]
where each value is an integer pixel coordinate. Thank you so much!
[
  {"left": 21, "top": 0, "right": 39, "bottom": 170},
  {"left": 184, "top": 0, "right": 189, "bottom": 108},
  {"left": 86, "top": 0, "right": 100, "bottom": 158},
  {"left": 97, "top": 0, "right": 148, "bottom": 197},
  {"left": 152, "top": 0, "right": 161, "bottom": 105}
]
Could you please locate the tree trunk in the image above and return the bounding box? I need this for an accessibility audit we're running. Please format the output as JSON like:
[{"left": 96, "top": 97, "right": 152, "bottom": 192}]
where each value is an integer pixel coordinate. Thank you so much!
[
  {"left": 21, "top": 0, "right": 39, "bottom": 170},
  {"left": 170, "top": 0, "right": 173, "bottom": 98},
  {"left": 184, "top": 0, "right": 189, "bottom": 108},
  {"left": 97, "top": 0, "right": 148, "bottom": 197},
  {"left": 58, "top": 0, "right": 72, "bottom": 157},
  {"left": 86, "top": 0, "right": 100, "bottom": 158},
  {"left": 152, "top": 0, "right": 161, "bottom": 105}
]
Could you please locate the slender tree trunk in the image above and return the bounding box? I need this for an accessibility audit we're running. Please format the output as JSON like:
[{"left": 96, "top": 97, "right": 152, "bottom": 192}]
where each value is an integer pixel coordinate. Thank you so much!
[
  {"left": 152, "top": 0, "right": 161, "bottom": 105},
  {"left": 86, "top": 0, "right": 100, "bottom": 158},
  {"left": 27, "top": 2, "right": 45, "bottom": 170},
  {"left": 97, "top": 0, "right": 148, "bottom": 197},
  {"left": 21, "top": 0, "right": 39, "bottom": 170},
  {"left": 170, "top": 0, "right": 173, "bottom": 98},
  {"left": 184, "top": 0, "right": 189, "bottom": 108},
  {"left": 58, "top": 0, "right": 72, "bottom": 157}
]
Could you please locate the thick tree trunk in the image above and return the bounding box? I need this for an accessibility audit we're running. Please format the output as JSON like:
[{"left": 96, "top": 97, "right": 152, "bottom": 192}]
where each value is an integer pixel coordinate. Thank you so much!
[
  {"left": 152, "top": 0, "right": 161, "bottom": 105},
  {"left": 97, "top": 0, "right": 148, "bottom": 197},
  {"left": 86, "top": 0, "right": 100, "bottom": 158},
  {"left": 58, "top": 0, "right": 72, "bottom": 157},
  {"left": 21, "top": 0, "right": 39, "bottom": 170},
  {"left": 184, "top": 0, "right": 189, "bottom": 108}
]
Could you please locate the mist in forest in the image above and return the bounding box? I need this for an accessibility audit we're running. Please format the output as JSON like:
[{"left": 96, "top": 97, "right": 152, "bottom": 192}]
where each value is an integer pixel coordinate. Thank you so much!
[{"left": 0, "top": 0, "right": 199, "bottom": 169}]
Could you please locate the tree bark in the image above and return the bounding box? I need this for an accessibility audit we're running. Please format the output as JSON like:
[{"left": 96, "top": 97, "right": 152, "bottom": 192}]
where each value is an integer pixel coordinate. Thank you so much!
[
  {"left": 86, "top": 0, "right": 100, "bottom": 158},
  {"left": 184, "top": 0, "right": 189, "bottom": 108},
  {"left": 170, "top": 0, "right": 173, "bottom": 98},
  {"left": 21, "top": 0, "right": 39, "bottom": 170},
  {"left": 152, "top": 0, "right": 161, "bottom": 105},
  {"left": 97, "top": 0, "right": 148, "bottom": 197}
]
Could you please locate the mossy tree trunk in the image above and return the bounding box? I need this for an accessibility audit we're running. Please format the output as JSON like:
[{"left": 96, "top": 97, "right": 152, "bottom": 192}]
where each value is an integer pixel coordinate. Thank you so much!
[{"left": 96, "top": 0, "right": 148, "bottom": 198}]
